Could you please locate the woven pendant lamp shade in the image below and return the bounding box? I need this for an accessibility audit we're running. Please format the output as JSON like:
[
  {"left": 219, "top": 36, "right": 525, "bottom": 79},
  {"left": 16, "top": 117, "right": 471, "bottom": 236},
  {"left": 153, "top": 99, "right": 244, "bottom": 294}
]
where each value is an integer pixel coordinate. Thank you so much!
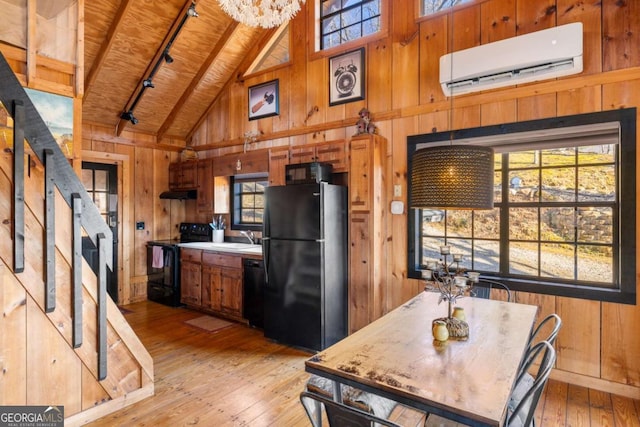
[{"left": 410, "top": 145, "right": 495, "bottom": 210}]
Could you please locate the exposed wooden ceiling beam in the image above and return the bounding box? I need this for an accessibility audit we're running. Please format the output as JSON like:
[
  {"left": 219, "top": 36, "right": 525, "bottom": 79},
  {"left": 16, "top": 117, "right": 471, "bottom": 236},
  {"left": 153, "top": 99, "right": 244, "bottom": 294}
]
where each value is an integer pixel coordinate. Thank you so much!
[
  {"left": 83, "top": 0, "right": 134, "bottom": 100},
  {"left": 115, "top": 0, "right": 198, "bottom": 137},
  {"left": 156, "top": 20, "right": 239, "bottom": 141},
  {"left": 186, "top": 26, "right": 278, "bottom": 143}
]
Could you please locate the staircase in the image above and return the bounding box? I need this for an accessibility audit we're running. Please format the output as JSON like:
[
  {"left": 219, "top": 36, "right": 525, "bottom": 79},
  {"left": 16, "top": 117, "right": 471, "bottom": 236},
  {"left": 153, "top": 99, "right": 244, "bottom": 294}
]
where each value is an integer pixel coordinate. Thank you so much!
[{"left": 0, "top": 53, "right": 153, "bottom": 425}]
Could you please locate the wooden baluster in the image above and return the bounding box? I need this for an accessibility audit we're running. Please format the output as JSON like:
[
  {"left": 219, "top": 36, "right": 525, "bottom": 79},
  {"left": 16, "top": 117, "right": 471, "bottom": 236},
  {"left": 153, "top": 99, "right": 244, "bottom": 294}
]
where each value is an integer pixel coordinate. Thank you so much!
[
  {"left": 72, "top": 193, "right": 83, "bottom": 348},
  {"left": 44, "top": 149, "right": 56, "bottom": 312},
  {"left": 98, "top": 232, "right": 107, "bottom": 381},
  {"left": 12, "top": 99, "right": 25, "bottom": 273}
]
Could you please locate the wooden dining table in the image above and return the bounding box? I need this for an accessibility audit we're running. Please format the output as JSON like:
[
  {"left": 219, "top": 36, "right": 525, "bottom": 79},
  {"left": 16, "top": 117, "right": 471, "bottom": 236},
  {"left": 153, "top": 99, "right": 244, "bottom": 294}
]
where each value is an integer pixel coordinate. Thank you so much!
[{"left": 305, "top": 291, "right": 539, "bottom": 426}]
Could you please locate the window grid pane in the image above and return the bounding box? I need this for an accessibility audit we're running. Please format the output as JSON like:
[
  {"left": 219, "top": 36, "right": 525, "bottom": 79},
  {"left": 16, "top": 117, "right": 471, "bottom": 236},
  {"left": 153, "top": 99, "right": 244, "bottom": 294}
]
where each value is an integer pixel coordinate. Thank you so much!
[
  {"left": 419, "top": 143, "right": 617, "bottom": 289},
  {"left": 234, "top": 178, "right": 267, "bottom": 227},
  {"left": 320, "top": 0, "right": 380, "bottom": 49}
]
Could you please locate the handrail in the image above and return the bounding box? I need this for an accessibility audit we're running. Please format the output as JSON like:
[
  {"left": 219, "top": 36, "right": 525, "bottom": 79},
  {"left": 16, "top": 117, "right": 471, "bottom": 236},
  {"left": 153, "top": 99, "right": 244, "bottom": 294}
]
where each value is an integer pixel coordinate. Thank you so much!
[
  {"left": 0, "top": 52, "right": 113, "bottom": 269},
  {"left": 0, "top": 50, "right": 112, "bottom": 378}
]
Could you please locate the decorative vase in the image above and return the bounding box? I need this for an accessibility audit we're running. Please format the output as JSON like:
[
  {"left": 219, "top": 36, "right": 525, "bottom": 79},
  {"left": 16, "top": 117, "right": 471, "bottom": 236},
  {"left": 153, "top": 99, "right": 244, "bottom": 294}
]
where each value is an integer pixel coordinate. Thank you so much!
[
  {"left": 452, "top": 307, "right": 466, "bottom": 321},
  {"left": 432, "top": 320, "right": 449, "bottom": 342}
]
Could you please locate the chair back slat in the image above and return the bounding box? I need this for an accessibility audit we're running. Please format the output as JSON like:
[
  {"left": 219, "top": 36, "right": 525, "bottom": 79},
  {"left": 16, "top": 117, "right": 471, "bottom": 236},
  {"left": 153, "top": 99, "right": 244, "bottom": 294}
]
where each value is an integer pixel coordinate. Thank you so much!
[{"left": 300, "top": 390, "right": 401, "bottom": 427}]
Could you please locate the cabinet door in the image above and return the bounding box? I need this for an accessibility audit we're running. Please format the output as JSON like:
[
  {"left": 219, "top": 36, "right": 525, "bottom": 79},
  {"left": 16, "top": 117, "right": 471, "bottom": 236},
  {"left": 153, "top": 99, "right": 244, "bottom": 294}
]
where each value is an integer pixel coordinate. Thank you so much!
[
  {"left": 269, "top": 147, "right": 289, "bottom": 186},
  {"left": 349, "top": 213, "right": 371, "bottom": 332},
  {"left": 181, "top": 161, "right": 197, "bottom": 188},
  {"left": 349, "top": 138, "right": 371, "bottom": 212},
  {"left": 181, "top": 261, "right": 202, "bottom": 306},
  {"left": 316, "top": 140, "right": 347, "bottom": 172},
  {"left": 197, "top": 159, "right": 214, "bottom": 213},
  {"left": 202, "top": 263, "right": 222, "bottom": 311},
  {"left": 220, "top": 267, "right": 242, "bottom": 316},
  {"left": 289, "top": 145, "right": 316, "bottom": 164},
  {"left": 169, "top": 162, "right": 180, "bottom": 190},
  {"left": 169, "top": 161, "right": 198, "bottom": 190}
]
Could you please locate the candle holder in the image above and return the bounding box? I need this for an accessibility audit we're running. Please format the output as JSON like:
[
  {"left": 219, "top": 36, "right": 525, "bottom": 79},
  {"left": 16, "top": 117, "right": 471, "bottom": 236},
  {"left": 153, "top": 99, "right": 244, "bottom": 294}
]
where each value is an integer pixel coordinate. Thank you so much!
[{"left": 422, "top": 252, "right": 478, "bottom": 340}]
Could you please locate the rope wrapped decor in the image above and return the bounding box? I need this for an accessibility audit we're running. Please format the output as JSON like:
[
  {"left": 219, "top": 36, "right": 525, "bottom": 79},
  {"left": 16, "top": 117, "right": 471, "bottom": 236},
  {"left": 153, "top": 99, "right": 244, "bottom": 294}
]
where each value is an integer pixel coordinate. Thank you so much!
[{"left": 410, "top": 145, "right": 495, "bottom": 210}]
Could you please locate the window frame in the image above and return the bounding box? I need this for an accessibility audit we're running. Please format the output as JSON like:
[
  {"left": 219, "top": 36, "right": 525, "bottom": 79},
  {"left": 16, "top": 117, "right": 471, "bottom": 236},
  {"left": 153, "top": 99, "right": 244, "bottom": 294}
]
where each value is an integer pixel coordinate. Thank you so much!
[
  {"left": 309, "top": 0, "right": 389, "bottom": 58},
  {"left": 230, "top": 174, "right": 268, "bottom": 232},
  {"left": 407, "top": 109, "right": 637, "bottom": 304}
]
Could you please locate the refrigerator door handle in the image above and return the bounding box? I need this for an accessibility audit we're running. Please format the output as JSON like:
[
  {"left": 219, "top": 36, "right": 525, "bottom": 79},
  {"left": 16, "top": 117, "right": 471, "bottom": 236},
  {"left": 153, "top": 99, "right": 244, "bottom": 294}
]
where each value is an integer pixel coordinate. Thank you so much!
[{"left": 262, "top": 237, "right": 270, "bottom": 286}]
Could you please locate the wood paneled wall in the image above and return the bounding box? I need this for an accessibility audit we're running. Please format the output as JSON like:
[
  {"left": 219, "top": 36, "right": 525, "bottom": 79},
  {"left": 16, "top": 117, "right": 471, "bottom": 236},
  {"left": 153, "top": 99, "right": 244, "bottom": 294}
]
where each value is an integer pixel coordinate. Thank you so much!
[{"left": 184, "top": 0, "right": 640, "bottom": 398}]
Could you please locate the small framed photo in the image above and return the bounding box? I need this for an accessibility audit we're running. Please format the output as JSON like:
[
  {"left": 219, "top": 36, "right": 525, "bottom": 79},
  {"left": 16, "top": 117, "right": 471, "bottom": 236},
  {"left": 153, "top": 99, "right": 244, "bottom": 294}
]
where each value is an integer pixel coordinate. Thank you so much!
[
  {"left": 329, "top": 47, "right": 365, "bottom": 106},
  {"left": 248, "top": 79, "right": 279, "bottom": 120}
]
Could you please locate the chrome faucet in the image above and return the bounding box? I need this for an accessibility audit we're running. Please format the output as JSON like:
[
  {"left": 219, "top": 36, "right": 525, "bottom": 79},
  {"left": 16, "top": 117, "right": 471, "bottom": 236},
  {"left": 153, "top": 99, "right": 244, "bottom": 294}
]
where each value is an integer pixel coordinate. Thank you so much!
[{"left": 240, "top": 230, "right": 255, "bottom": 245}]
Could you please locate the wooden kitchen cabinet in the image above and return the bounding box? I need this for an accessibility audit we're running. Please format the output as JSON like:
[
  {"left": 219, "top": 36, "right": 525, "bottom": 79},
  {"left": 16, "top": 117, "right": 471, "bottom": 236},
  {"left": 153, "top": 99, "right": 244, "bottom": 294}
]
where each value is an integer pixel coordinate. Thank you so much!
[
  {"left": 289, "top": 140, "right": 347, "bottom": 173},
  {"left": 214, "top": 149, "right": 269, "bottom": 176},
  {"left": 169, "top": 160, "right": 198, "bottom": 190},
  {"left": 348, "top": 134, "right": 387, "bottom": 333},
  {"left": 315, "top": 140, "right": 347, "bottom": 172},
  {"left": 201, "top": 252, "right": 243, "bottom": 319},
  {"left": 196, "top": 159, "right": 214, "bottom": 213},
  {"left": 180, "top": 249, "right": 202, "bottom": 306},
  {"left": 219, "top": 267, "right": 242, "bottom": 316}
]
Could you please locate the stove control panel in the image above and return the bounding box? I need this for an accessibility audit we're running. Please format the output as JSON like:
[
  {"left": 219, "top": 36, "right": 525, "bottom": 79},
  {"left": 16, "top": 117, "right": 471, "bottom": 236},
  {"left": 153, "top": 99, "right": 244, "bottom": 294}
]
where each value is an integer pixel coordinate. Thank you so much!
[{"left": 180, "top": 222, "right": 213, "bottom": 242}]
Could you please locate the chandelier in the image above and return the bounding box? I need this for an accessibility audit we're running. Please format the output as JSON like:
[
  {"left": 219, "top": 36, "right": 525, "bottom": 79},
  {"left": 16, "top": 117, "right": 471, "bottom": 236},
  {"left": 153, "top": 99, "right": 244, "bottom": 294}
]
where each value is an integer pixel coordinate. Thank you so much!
[{"left": 218, "top": 0, "right": 305, "bottom": 28}]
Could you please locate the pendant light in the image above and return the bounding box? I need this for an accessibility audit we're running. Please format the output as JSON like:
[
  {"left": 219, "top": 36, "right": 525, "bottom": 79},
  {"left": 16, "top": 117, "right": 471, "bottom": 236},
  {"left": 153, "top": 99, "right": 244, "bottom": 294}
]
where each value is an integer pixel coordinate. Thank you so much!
[
  {"left": 410, "top": 145, "right": 494, "bottom": 209},
  {"left": 410, "top": 6, "right": 494, "bottom": 210},
  {"left": 218, "top": 0, "right": 305, "bottom": 28}
]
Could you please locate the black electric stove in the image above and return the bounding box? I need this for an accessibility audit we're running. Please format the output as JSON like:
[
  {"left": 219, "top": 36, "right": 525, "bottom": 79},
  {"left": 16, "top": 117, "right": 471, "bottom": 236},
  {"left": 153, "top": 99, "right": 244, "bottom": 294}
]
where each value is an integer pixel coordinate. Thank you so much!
[{"left": 146, "top": 222, "right": 212, "bottom": 307}]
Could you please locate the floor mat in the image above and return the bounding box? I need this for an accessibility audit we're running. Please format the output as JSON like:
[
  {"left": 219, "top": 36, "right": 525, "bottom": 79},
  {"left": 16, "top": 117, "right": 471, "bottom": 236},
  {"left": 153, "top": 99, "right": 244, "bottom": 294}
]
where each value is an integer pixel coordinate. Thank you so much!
[{"left": 185, "top": 315, "right": 234, "bottom": 332}]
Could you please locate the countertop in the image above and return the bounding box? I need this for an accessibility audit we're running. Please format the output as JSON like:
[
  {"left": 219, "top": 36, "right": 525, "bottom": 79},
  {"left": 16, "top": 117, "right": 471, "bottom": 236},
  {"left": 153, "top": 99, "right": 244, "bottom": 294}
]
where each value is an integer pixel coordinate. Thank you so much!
[{"left": 178, "top": 241, "right": 263, "bottom": 256}]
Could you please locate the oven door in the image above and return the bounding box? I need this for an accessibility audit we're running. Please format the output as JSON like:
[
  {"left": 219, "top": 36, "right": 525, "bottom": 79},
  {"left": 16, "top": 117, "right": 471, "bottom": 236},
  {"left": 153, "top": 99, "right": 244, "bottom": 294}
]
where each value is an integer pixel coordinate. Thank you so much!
[{"left": 147, "top": 243, "right": 182, "bottom": 307}]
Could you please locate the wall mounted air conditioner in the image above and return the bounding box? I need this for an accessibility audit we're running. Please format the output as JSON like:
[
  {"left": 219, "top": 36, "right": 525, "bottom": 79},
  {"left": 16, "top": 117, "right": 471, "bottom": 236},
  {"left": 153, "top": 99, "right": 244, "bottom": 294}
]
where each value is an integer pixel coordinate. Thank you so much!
[{"left": 440, "top": 22, "right": 583, "bottom": 96}]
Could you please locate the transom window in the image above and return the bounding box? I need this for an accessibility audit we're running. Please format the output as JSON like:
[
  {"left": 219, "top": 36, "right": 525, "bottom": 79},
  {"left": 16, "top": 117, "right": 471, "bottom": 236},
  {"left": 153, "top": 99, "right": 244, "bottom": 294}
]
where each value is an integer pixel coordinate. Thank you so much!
[
  {"left": 231, "top": 175, "right": 267, "bottom": 231},
  {"left": 407, "top": 109, "right": 636, "bottom": 304},
  {"left": 320, "top": 0, "right": 381, "bottom": 50},
  {"left": 420, "top": 0, "right": 474, "bottom": 17}
]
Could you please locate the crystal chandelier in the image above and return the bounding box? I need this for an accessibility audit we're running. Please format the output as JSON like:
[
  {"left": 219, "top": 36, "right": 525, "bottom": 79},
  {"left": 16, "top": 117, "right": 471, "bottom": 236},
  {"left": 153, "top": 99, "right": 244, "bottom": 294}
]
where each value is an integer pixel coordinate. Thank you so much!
[{"left": 218, "top": 0, "right": 305, "bottom": 28}]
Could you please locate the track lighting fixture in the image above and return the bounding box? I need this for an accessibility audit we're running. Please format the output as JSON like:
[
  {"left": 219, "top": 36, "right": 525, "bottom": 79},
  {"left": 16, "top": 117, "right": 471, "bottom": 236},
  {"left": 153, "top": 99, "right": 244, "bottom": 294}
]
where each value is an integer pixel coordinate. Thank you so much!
[
  {"left": 120, "top": 110, "right": 138, "bottom": 125},
  {"left": 187, "top": 4, "right": 199, "bottom": 17},
  {"left": 116, "top": 1, "right": 198, "bottom": 133}
]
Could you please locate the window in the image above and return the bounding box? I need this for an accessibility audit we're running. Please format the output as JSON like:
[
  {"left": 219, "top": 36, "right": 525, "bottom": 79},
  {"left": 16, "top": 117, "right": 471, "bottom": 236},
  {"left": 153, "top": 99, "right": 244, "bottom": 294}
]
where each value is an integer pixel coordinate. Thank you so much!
[
  {"left": 420, "top": 0, "right": 474, "bottom": 17},
  {"left": 231, "top": 175, "right": 268, "bottom": 231},
  {"left": 320, "top": 0, "right": 381, "bottom": 50},
  {"left": 407, "top": 109, "right": 636, "bottom": 304}
]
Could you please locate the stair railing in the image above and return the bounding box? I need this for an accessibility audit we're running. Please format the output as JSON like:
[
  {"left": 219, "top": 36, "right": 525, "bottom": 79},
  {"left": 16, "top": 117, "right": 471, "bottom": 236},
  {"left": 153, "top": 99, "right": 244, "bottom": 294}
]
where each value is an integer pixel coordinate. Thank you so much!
[{"left": 0, "top": 52, "right": 111, "bottom": 380}]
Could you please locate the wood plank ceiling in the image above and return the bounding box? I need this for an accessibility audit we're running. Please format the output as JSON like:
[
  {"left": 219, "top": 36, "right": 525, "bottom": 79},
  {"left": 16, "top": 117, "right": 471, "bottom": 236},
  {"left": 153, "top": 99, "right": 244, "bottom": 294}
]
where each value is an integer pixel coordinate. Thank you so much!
[{"left": 82, "top": 0, "right": 272, "bottom": 141}]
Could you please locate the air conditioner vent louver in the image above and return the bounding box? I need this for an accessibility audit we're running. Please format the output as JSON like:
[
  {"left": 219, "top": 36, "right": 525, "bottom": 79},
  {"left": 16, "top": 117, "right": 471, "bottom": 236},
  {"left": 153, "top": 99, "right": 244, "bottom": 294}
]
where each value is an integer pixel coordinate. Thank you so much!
[{"left": 440, "top": 23, "right": 583, "bottom": 96}]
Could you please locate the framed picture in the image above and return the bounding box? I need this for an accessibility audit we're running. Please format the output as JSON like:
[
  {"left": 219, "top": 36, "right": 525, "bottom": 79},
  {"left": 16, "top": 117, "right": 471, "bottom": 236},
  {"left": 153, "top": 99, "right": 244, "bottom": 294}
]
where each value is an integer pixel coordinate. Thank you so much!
[
  {"left": 248, "top": 79, "right": 279, "bottom": 120},
  {"left": 329, "top": 47, "right": 365, "bottom": 106}
]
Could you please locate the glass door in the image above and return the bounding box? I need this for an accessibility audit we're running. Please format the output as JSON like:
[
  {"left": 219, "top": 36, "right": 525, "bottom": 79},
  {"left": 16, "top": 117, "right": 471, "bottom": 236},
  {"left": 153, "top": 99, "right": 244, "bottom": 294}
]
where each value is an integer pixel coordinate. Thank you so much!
[{"left": 81, "top": 162, "right": 118, "bottom": 302}]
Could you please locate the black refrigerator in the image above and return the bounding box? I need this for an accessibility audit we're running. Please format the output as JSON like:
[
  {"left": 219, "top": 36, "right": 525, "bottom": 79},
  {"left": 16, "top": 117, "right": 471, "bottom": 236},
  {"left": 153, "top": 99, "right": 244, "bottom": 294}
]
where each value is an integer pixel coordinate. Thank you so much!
[{"left": 262, "top": 183, "right": 347, "bottom": 352}]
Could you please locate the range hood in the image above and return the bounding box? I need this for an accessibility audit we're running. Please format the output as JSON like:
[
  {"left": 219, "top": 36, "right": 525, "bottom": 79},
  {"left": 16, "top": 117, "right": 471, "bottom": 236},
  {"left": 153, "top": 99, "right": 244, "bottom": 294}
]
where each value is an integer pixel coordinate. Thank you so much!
[{"left": 159, "top": 189, "right": 197, "bottom": 200}]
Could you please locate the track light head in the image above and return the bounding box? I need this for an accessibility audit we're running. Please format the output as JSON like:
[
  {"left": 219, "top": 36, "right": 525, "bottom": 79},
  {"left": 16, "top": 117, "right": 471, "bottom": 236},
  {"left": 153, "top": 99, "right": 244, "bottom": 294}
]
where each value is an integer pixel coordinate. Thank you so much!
[
  {"left": 120, "top": 110, "right": 138, "bottom": 125},
  {"left": 187, "top": 4, "right": 199, "bottom": 18},
  {"left": 164, "top": 52, "right": 174, "bottom": 64},
  {"left": 143, "top": 78, "right": 154, "bottom": 88}
]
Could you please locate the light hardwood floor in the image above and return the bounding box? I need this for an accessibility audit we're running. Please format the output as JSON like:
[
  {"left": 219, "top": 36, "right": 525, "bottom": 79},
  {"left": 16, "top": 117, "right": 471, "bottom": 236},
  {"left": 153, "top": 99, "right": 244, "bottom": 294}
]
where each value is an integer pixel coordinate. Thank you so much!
[{"left": 87, "top": 301, "right": 640, "bottom": 426}]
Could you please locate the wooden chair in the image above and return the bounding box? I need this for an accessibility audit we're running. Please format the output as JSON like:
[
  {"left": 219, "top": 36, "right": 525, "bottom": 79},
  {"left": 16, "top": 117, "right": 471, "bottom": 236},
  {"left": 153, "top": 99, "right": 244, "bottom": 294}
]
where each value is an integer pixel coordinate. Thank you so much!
[
  {"left": 300, "top": 390, "right": 401, "bottom": 427},
  {"left": 425, "top": 341, "right": 556, "bottom": 427},
  {"left": 472, "top": 278, "right": 512, "bottom": 302}
]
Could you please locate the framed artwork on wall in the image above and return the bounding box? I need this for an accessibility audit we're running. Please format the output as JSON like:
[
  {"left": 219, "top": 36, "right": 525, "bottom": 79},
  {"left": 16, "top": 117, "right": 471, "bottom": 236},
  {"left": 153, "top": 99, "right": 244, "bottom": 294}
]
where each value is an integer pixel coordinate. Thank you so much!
[
  {"left": 329, "top": 47, "right": 365, "bottom": 106},
  {"left": 248, "top": 79, "right": 279, "bottom": 120},
  {"left": 24, "top": 88, "right": 74, "bottom": 157}
]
